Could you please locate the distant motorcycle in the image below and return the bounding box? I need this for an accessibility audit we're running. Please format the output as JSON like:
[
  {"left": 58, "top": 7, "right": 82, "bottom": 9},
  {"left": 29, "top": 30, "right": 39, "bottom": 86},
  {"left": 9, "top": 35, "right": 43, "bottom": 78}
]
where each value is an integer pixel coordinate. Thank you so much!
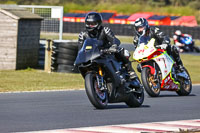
[
  {"left": 133, "top": 36, "right": 192, "bottom": 97},
  {"left": 74, "top": 38, "right": 144, "bottom": 109},
  {"left": 177, "top": 35, "right": 200, "bottom": 53}
]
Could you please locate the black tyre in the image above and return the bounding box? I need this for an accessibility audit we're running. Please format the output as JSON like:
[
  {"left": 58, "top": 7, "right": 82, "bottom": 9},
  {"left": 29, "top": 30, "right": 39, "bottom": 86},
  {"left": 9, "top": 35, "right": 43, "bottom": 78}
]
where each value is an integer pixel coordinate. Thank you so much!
[
  {"left": 176, "top": 68, "right": 192, "bottom": 96},
  {"left": 57, "top": 53, "right": 76, "bottom": 60},
  {"left": 38, "top": 55, "right": 45, "bottom": 60},
  {"left": 39, "top": 51, "right": 45, "bottom": 56},
  {"left": 141, "top": 67, "right": 161, "bottom": 97},
  {"left": 125, "top": 78, "right": 144, "bottom": 107},
  {"left": 58, "top": 47, "right": 78, "bottom": 56},
  {"left": 57, "top": 58, "right": 74, "bottom": 65},
  {"left": 85, "top": 72, "right": 108, "bottom": 109},
  {"left": 57, "top": 42, "right": 78, "bottom": 50}
]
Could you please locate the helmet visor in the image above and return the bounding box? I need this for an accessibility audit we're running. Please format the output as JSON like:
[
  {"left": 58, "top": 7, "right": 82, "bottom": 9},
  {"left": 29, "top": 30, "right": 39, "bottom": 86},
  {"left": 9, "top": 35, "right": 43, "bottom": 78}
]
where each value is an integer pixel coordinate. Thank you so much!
[
  {"left": 137, "top": 27, "right": 145, "bottom": 32},
  {"left": 85, "top": 21, "right": 98, "bottom": 28},
  {"left": 135, "top": 26, "right": 146, "bottom": 36}
]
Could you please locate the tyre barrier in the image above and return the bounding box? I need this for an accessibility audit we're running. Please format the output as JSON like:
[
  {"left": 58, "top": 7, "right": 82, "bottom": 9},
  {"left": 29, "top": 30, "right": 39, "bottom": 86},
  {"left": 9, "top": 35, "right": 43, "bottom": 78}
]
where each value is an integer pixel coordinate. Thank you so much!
[
  {"left": 52, "top": 40, "right": 79, "bottom": 73},
  {"left": 51, "top": 44, "right": 58, "bottom": 72},
  {"left": 38, "top": 40, "right": 46, "bottom": 69}
]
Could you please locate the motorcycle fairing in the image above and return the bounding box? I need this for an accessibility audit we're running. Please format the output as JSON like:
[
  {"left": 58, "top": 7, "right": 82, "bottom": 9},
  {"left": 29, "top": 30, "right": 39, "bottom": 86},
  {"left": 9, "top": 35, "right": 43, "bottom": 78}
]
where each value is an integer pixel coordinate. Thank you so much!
[
  {"left": 150, "top": 48, "right": 180, "bottom": 90},
  {"left": 74, "top": 39, "right": 103, "bottom": 66},
  {"left": 161, "top": 73, "right": 179, "bottom": 90},
  {"left": 152, "top": 52, "right": 173, "bottom": 80},
  {"left": 180, "top": 36, "right": 192, "bottom": 45},
  {"left": 133, "top": 38, "right": 157, "bottom": 62},
  {"left": 94, "top": 58, "right": 130, "bottom": 103},
  {"left": 133, "top": 37, "right": 180, "bottom": 90},
  {"left": 93, "top": 57, "right": 122, "bottom": 88}
]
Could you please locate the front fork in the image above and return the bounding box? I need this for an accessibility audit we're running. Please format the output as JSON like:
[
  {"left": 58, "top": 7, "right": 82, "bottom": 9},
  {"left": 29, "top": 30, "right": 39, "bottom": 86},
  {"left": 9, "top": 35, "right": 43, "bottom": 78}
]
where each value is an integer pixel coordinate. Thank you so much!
[{"left": 96, "top": 66, "right": 106, "bottom": 91}]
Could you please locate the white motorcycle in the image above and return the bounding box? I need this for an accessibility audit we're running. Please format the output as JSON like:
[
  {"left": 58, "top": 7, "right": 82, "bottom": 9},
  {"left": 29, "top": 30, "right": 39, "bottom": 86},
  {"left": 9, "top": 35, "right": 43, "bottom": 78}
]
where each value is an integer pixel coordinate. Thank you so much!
[{"left": 133, "top": 36, "right": 192, "bottom": 97}]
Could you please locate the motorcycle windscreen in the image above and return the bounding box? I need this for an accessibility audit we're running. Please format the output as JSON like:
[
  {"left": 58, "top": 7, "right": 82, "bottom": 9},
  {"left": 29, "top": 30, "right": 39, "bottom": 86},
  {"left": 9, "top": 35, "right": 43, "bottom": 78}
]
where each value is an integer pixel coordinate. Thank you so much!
[
  {"left": 74, "top": 38, "right": 103, "bottom": 65},
  {"left": 138, "top": 35, "right": 151, "bottom": 46},
  {"left": 133, "top": 36, "right": 156, "bottom": 61}
]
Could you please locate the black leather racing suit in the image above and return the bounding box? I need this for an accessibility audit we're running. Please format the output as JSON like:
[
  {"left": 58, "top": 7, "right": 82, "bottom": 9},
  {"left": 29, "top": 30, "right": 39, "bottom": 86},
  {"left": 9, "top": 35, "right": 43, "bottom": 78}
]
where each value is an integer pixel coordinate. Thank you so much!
[
  {"left": 133, "top": 27, "right": 183, "bottom": 67},
  {"left": 78, "top": 26, "right": 120, "bottom": 51},
  {"left": 78, "top": 26, "right": 137, "bottom": 79},
  {"left": 78, "top": 26, "right": 131, "bottom": 65}
]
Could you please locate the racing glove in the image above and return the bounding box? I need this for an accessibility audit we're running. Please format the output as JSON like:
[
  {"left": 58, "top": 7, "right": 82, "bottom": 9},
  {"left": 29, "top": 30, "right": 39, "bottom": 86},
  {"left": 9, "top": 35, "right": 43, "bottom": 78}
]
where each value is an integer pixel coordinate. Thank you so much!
[
  {"left": 155, "top": 44, "right": 168, "bottom": 50},
  {"left": 108, "top": 44, "right": 118, "bottom": 52}
]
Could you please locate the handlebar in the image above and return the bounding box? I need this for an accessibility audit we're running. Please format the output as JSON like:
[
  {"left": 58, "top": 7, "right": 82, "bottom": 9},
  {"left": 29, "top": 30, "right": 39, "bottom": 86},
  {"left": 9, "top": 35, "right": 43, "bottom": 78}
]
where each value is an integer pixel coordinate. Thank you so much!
[{"left": 100, "top": 48, "right": 117, "bottom": 54}]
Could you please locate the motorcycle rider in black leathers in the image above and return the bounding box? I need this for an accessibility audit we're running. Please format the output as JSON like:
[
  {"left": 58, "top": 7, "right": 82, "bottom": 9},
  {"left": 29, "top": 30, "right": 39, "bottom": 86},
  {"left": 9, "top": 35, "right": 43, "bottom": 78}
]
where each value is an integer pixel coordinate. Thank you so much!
[
  {"left": 133, "top": 17, "right": 185, "bottom": 72},
  {"left": 78, "top": 12, "right": 138, "bottom": 87}
]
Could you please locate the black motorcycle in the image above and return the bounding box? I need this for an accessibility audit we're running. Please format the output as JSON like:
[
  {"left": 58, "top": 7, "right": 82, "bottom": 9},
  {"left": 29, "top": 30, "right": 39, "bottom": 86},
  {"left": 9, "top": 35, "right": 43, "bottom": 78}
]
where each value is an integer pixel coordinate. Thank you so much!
[{"left": 74, "top": 38, "right": 144, "bottom": 109}]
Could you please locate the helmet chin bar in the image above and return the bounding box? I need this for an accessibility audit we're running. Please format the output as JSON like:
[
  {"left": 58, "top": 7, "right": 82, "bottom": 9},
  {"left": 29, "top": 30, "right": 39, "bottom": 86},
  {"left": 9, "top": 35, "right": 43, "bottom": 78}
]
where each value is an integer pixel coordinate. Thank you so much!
[
  {"left": 86, "top": 25, "right": 98, "bottom": 32},
  {"left": 140, "top": 30, "right": 146, "bottom": 36}
]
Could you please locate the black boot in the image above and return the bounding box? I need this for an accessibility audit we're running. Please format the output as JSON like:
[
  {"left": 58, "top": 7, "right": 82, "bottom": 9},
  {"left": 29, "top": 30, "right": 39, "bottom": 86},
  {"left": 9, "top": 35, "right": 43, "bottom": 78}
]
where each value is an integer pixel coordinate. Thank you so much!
[
  {"left": 125, "top": 62, "right": 140, "bottom": 89},
  {"left": 125, "top": 62, "right": 137, "bottom": 80},
  {"left": 175, "top": 57, "right": 185, "bottom": 72},
  {"left": 171, "top": 45, "right": 185, "bottom": 72}
]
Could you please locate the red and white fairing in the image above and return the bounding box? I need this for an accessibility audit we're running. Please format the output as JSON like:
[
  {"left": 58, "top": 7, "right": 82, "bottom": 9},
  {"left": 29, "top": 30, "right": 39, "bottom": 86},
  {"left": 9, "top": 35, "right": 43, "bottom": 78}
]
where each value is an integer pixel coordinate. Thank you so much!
[{"left": 133, "top": 38, "right": 179, "bottom": 90}]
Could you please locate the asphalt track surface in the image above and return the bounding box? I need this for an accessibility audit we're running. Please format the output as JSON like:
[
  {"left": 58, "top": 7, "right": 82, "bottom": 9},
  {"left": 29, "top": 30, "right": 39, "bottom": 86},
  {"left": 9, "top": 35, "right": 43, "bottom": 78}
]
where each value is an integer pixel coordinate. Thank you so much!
[{"left": 0, "top": 85, "right": 199, "bottom": 133}]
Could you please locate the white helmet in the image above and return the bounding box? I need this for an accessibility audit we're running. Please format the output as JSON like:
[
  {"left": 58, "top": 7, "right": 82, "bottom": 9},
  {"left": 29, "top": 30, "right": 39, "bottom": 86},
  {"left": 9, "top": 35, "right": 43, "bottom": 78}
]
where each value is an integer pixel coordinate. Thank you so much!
[
  {"left": 175, "top": 30, "right": 181, "bottom": 36},
  {"left": 134, "top": 17, "right": 149, "bottom": 36}
]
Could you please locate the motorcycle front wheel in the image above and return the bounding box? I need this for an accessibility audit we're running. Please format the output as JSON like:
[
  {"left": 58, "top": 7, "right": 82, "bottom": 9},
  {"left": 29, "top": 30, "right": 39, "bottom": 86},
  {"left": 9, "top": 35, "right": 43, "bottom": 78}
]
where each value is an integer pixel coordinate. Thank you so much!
[
  {"left": 85, "top": 72, "right": 108, "bottom": 109},
  {"left": 141, "top": 67, "right": 161, "bottom": 97}
]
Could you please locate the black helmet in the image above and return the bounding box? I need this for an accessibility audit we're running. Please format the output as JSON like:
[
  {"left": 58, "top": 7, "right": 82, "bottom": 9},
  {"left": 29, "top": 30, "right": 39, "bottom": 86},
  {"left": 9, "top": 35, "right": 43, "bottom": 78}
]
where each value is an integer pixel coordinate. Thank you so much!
[
  {"left": 85, "top": 12, "right": 102, "bottom": 32},
  {"left": 134, "top": 17, "right": 149, "bottom": 36}
]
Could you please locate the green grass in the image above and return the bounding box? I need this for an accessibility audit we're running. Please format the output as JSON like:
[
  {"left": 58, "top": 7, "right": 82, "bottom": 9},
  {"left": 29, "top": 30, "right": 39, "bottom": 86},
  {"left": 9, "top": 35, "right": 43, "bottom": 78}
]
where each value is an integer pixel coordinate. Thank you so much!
[
  {"left": 0, "top": 69, "right": 84, "bottom": 92},
  {"left": 180, "top": 54, "right": 200, "bottom": 84}
]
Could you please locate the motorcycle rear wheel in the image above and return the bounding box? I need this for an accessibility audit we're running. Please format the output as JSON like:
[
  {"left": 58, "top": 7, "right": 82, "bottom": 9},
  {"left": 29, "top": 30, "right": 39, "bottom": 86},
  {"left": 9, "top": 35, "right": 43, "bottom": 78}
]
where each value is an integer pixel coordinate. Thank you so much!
[
  {"left": 85, "top": 72, "right": 108, "bottom": 109},
  {"left": 142, "top": 67, "right": 161, "bottom": 97},
  {"left": 176, "top": 68, "right": 192, "bottom": 96}
]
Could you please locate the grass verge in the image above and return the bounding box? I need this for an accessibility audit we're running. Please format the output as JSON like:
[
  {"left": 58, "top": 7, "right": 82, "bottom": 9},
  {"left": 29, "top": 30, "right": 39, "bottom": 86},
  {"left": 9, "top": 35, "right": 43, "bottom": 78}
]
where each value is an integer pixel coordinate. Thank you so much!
[{"left": 0, "top": 68, "right": 84, "bottom": 92}]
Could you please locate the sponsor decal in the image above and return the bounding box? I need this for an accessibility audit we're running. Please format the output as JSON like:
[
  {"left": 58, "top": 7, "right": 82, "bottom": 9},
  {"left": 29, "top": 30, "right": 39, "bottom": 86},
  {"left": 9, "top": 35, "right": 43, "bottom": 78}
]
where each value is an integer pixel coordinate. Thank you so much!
[
  {"left": 138, "top": 49, "right": 144, "bottom": 54},
  {"left": 86, "top": 46, "right": 92, "bottom": 50},
  {"left": 163, "top": 75, "right": 178, "bottom": 90},
  {"left": 164, "top": 70, "right": 168, "bottom": 74}
]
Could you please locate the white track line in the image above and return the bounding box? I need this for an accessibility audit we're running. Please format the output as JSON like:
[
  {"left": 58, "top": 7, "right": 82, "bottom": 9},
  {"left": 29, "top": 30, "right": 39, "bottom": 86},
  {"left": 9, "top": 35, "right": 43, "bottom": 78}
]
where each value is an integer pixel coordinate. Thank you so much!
[{"left": 17, "top": 119, "right": 200, "bottom": 133}]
